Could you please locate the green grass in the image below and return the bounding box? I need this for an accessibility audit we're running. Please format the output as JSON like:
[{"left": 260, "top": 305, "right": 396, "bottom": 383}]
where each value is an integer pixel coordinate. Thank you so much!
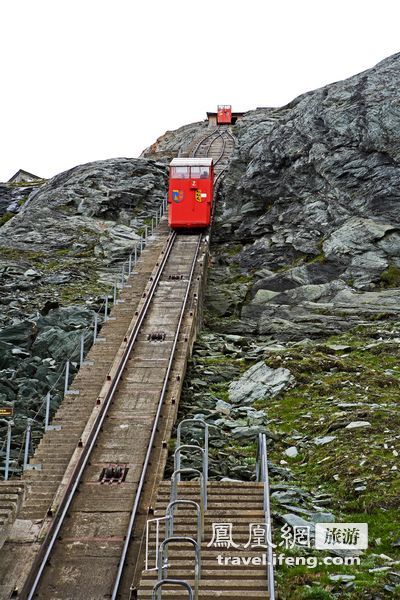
[
  {"left": 0, "top": 212, "right": 14, "bottom": 227},
  {"left": 380, "top": 264, "right": 400, "bottom": 288},
  {"left": 263, "top": 323, "right": 400, "bottom": 598}
]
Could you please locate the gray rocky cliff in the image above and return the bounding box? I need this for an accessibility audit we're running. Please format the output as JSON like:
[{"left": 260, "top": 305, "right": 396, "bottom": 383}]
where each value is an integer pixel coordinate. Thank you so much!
[{"left": 210, "top": 53, "right": 400, "bottom": 339}]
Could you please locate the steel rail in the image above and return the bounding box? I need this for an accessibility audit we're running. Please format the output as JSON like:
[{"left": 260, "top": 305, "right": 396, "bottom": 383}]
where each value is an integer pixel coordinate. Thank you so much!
[
  {"left": 205, "top": 129, "right": 223, "bottom": 159},
  {"left": 192, "top": 127, "right": 219, "bottom": 157},
  {"left": 214, "top": 130, "right": 235, "bottom": 186},
  {"left": 213, "top": 131, "right": 227, "bottom": 168},
  {"left": 20, "top": 231, "right": 178, "bottom": 600},
  {"left": 111, "top": 233, "right": 203, "bottom": 600}
]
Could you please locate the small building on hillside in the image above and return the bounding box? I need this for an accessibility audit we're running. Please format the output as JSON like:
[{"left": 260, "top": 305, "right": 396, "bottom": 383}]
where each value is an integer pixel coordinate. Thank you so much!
[{"left": 8, "top": 169, "right": 42, "bottom": 184}]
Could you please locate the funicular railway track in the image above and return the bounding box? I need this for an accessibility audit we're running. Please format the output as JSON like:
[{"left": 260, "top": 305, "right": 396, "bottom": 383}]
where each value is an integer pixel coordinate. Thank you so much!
[
  {"left": 9, "top": 126, "right": 236, "bottom": 600},
  {"left": 193, "top": 127, "right": 235, "bottom": 181}
]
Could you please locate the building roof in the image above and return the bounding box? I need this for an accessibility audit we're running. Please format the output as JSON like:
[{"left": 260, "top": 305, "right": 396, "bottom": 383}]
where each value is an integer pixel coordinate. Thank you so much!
[
  {"left": 8, "top": 169, "right": 41, "bottom": 183},
  {"left": 170, "top": 158, "right": 213, "bottom": 167}
]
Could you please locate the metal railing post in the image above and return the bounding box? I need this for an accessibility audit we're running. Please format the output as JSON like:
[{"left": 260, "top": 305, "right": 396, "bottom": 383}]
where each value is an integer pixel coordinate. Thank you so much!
[
  {"left": 128, "top": 253, "right": 132, "bottom": 275},
  {"left": 134, "top": 243, "right": 138, "bottom": 264},
  {"left": 104, "top": 296, "right": 109, "bottom": 321},
  {"left": 93, "top": 313, "right": 98, "bottom": 343},
  {"left": 64, "top": 360, "right": 70, "bottom": 396},
  {"left": 121, "top": 265, "right": 125, "bottom": 289},
  {"left": 174, "top": 444, "right": 207, "bottom": 510},
  {"left": 157, "top": 537, "right": 200, "bottom": 600},
  {"left": 140, "top": 236, "right": 144, "bottom": 252},
  {"left": 44, "top": 392, "right": 51, "bottom": 430},
  {"left": 0, "top": 418, "right": 13, "bottom": 481},
  {"left": 256, "top": 433, "right": 276, "bottom": 600},
  {"left": 5, "top": 420, "right": 12, "bottom": 480},
  {"left": 166, "top": 499, "right": 203, "bottom": 544},
  {"left": 171, "top": 469, "right": 204, "bottom": 539},
  {"left": 23, "top": 419, "right": 32, "bottom": 470},
  {"left": 113, "top": 281, "right": 117, "bottom": 305},
  {"left": 176, "top": 419, "right": 209, "bottom": 488},
  {"left": 80, "top": 333, "right": 85, "bottom": 365}
]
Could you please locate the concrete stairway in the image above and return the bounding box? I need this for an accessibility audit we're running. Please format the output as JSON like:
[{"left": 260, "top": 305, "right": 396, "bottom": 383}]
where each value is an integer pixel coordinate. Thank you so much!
[
  {"left": 137, "top": 480, "right": 269, "bottom": 599},
  {"left": 0, "top": 481, "right": 24, "bottom": 549},
  {"left": 13, "top": 226, "right": 170, "bottom": 524}
]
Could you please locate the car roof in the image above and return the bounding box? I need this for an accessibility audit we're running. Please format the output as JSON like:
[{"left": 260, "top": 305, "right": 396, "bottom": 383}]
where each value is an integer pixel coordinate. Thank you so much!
[{"left": 170, "top": 158, "right": 213, "bottom": 167}]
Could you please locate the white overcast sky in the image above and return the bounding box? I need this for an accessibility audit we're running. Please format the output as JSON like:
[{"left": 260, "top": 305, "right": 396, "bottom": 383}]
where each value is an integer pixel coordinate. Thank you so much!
[{"left": 1, "top": 0, "right": 399, "bottom": 181}]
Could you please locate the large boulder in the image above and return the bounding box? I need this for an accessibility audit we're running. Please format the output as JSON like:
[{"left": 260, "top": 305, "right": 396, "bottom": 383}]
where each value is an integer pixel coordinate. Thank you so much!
[{"left": 228, "top": 361, "right": 294, "bottom": 404}]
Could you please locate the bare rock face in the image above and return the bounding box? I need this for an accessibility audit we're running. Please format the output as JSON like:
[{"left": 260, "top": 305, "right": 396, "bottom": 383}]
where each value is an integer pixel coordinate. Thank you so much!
[
  {"left": 141, "top": 121, "right": 209, "bottom": 162},
  {"left": 0, "top": 158, "right": 167, "bottom": 256},
  {"left": 210, "top": 53, "right": 400, "bottom": 339}
]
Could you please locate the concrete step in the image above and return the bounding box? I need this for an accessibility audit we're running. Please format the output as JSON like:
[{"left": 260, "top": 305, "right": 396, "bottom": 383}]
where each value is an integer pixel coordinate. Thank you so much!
[
  {"left": 141, "top": 570, "right": 266, "bottom": 579},
  {"left": 138, "top": 479, "right": 268, "bottom": 598},
  {"left": 0, "top": 482, "right": 25, "bottom": 549},
  {"left": 138, "top": 591, "right": 268, "bottom": 599},
  {"left": 139, "top": 579, "right": 267, "bottom": 590}
]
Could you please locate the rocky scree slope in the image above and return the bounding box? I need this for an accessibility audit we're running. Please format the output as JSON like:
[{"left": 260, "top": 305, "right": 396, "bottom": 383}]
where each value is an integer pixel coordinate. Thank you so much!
[
  {"left": 169, "top": 54, "right": 400, "bottom": 599},
  {"left": 0, "top": 158, "right": 167, "bottom": 470}
]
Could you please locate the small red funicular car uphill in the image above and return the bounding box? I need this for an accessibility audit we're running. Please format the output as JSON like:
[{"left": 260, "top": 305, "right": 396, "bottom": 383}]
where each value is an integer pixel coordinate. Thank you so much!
[
  {"left": 168, "top": 158, "right": 214, "bottom": 229},
  {"left": 217, "top": 105, "right": 232, "bottom": 124}
]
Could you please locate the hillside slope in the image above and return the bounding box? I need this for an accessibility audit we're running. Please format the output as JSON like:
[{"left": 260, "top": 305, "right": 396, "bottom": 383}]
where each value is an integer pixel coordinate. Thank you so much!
[{"left": 171, "top": 54, "right": 400, "bottom": 599}]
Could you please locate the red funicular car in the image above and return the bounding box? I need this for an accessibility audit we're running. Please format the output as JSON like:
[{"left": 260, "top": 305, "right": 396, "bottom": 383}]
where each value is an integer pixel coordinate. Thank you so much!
[
  {"left": 217, "top": 105, "right": 232, "bottom": 124},
  {"left": 168, "top": 158, "right": 214, "bottom": 229}
]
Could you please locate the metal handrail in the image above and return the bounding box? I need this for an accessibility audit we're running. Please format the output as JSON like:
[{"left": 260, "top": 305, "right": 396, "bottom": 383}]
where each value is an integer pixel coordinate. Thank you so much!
[
  {"left": 174, "top": 445, "right": 207, "bottom": 510},
  {"left": 158, "top": 536, "right": 200, "bottom": 600},
  {"left": 0, "top": 418, "right": 13, "bottom": 481},
  {"left": 256, "top": 433, "right": 276, "bottom": 600},
  {"left": 166, "top": 499, "right": 203, "bottom": 544},
  {"left": 171, "top": 467, "right": 203, "bottom": 504},
  {"left": 152, "top": 579, "right": 193, "bottom": 600},
  {"left": 145, "top": 516, "right": 170, "bottom": 571},
  {"left": 176, "top": 418, "right": 209, "bottom": 488}
]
